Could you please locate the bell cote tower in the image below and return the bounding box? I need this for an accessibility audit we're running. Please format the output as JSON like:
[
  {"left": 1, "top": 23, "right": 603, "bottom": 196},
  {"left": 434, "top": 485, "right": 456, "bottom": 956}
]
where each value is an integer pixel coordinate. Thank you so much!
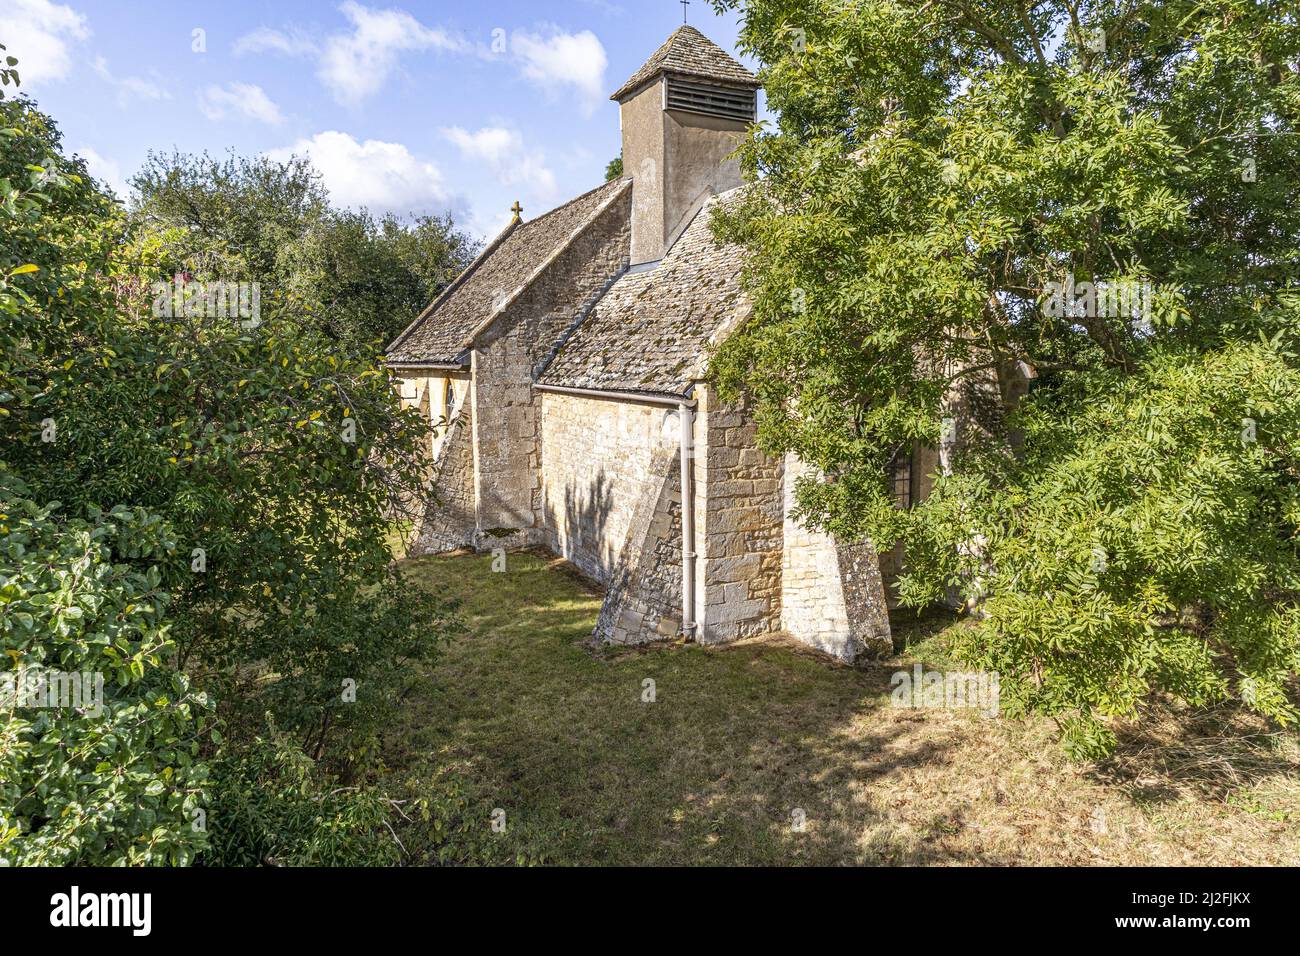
[{"left": 611, "top": 25, "right": 761, "bottom": 265}]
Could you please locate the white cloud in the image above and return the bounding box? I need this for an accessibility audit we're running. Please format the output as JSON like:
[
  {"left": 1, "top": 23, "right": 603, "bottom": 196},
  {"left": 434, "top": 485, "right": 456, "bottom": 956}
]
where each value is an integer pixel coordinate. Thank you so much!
[
  {"left": 266, "top": 131, "right": 449, "bottom": 214},
  {"left": 317, "top": 1, "right": 468, "bottom": 106},
  {"left": 575, "top": 0, "right": 625, "bottom": 14},
  {"left": 91, "top": 56, "right": 170, "bottom": 107},
  {"left": 442, "top": 125, "right": 558, "bottom": 202},
  {"left": 233, "top": 8, "right": 608, "bottom": 114},
  {"left": 443, "top": 126, "right": 517, "bottom": 167},
  {"left": 233, "top": 9, "right": 609, "bottom": 117},
  {"left": 509, "top": 27, "right": 607, "bottom": 114},
  {"left": 0, "top": 0, "right": 89, "bottom": 86},
  {"left": 233, "top": 26, "right": 318, "bottom": 58},
  {"left": 76, "top": 146, "right": 128, "bottom": 198},
  {"left": 198, "top": 82, "right": 284, "bottom": 125}
]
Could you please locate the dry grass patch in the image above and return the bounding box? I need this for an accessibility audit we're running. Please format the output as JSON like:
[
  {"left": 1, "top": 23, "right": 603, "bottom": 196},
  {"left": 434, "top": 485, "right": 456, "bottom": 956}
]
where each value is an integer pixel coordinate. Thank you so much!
[{"left": 389, "top": 550, "right": 1300, "bottom": 865}]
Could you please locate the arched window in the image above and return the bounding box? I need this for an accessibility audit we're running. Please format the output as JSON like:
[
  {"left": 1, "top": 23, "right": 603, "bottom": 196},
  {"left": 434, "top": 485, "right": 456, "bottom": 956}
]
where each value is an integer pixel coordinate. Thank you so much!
[{"left": 444, "top": 378, "right": 455, "bottom": 419}]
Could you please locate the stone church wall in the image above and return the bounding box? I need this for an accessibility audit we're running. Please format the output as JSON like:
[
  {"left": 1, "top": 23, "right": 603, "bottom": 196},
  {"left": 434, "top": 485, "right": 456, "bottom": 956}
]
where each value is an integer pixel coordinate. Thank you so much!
[
  {"left": 470, "top": 190, "right": 632, "bottom": 537},
  {"left": 592, "top": 447, "right": 683, "bottom": 645},
  {"left": 780, "top": 454, "right": 892, "bottom": 660},
  {"left": 693, "top": 387, "right": 784, "bottom": 644},
  {"left": 539, "top": 390, "right": 678, "bottom": 584},
  {"left": 412, "top": 409, "right": 476, "bottom": 555}
]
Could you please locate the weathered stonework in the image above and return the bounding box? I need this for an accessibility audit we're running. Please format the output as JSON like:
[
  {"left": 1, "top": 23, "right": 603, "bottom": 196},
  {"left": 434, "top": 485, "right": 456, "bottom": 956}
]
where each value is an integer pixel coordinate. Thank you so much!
[
  {"left": 469, "top": 188, "right": 632, "bottom": 539},
  {"left": 693, "top": 386, "right": 784, "bottom": 644},
  {"left": 781, "top": 454, "right": 892, "bottom": 660},
  {"left": 412, "top": 407, "right": 475, "bottom": 555},
  {"left": 592, "top": 447, "right": 683, "bottom": 645},
  {"left": 539, "top": 390, "right": 677, "bottom": 583}
]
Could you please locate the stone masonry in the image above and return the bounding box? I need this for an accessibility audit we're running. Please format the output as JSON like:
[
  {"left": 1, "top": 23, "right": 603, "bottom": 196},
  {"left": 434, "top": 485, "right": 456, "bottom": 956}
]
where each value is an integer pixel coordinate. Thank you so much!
[
  {"left": 469, "top": 187, "right": 632, "bottom": 539},
  {"left": 592, "top": 446, "right": 683, "bottom": 645},
  {"left": 414, "top": 406, "right": 475, "bottom": 554},
  {"left": 539, "top": 390, "right": 676, "bottom": 583},
  {"left": 694, "top": 386, "right": 785, "bottom": 644},
  {"left": 781, "top": 454, "right": 892, "bottom": 660}
]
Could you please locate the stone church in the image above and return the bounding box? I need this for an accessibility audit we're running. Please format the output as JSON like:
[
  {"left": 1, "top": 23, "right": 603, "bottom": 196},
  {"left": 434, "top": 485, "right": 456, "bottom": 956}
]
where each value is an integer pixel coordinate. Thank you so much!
[{"left": 386, "top": 25, "right": 921, "bottom": 662}]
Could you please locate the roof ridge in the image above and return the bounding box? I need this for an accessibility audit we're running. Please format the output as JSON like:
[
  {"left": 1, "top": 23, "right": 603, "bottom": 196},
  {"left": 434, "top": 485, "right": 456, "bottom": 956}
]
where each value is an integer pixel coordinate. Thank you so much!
[
  {"left": 454, "top": 177, "right": 632, "bottom": 353},
  {"left": 385, "top": 217, "right": 520, "bottom": 357},
  {"left": 611, "top": 24, "right": 759, "bottom": 102},
  {"left": 385, "top": 178, "right": 629, "bottom": 361},
  {"left": 521, "top": 176, "right": 628, "bottom": 229}
]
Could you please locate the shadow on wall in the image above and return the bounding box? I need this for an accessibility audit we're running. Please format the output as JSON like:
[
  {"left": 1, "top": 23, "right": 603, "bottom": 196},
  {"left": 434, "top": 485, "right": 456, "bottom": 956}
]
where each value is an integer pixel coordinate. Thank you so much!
[{"left": 544, "top": 469, "right": 617, "bottom": 583}]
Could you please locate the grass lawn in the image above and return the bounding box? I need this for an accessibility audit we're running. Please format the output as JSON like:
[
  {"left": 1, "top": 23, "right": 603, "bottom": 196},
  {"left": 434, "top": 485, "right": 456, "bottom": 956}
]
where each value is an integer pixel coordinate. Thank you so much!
[{"left": 390, "top": 550, "right": 1300, "bottom": 866}]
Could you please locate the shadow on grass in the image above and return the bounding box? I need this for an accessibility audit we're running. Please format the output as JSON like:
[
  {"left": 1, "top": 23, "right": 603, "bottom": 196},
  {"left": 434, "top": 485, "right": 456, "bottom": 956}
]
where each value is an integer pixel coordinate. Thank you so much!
[
  {"left": 390, "top": 550, "right": 1018, "bottom": 865},
  {"left": 887, "top": 604, "right": 964, "bottom": 658},
  {"left": 1091, "top": 703, "right": 1300, "bottom": 806}
]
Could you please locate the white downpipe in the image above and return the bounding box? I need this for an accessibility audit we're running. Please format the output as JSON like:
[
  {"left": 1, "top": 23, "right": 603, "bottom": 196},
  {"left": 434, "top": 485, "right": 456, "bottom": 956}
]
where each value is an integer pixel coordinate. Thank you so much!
[{"left": 679, "top": 400, "right": 696, "bottom": 639}]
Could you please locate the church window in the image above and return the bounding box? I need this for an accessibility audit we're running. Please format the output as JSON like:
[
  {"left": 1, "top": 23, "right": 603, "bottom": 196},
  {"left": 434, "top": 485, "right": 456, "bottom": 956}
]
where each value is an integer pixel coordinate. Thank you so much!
[{"left": 889, "top": 445, "right": 916, "bottom": 510}]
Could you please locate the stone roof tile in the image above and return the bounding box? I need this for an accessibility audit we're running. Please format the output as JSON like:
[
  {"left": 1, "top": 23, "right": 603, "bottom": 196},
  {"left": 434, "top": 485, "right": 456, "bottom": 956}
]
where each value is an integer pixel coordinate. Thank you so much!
[
  {"left": 538, "top": 188, "right": 749, "bottom": 397},
  {"left": 386, "top": 178, "right": 630, "bottom": 365},
  {"left": 611, "top": 25, "right": 759, "bottom": 101}
]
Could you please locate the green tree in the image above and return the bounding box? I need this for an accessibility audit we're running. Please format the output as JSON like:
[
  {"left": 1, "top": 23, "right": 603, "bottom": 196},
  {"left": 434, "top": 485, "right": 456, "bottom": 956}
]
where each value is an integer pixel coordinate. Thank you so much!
[
  {"left": 605, "top": 152, "right": 624, "bottom": 181},
  {"left": 279, "top": 208, "right": 477, "bottom": 344},
  {"left": 1, "top": 56, "right": 459, "bottom": 861},
  {"left": 710, "top": 0, "right": 1300, "bottom": 756},
  {"left": 4, "top": 133, "right": 453, "bottom": 760},
  {"left": 0, "top": 82, "right": 211, "bottom": 864},
  {"left": 0, "top": 473, "right": 211, "bottom": 865},
  {"left": 128, "top": 151, "right": 477, "bottom": 344},
  {"left": 130, "top": 151, "right": 329, "bottom": 283}
]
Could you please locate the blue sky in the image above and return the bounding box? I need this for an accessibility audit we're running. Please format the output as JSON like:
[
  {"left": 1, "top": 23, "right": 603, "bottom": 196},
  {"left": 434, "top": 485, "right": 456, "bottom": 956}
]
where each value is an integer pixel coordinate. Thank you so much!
[{"left": 0, "top": 0, "right": 757, "bottom": 238}]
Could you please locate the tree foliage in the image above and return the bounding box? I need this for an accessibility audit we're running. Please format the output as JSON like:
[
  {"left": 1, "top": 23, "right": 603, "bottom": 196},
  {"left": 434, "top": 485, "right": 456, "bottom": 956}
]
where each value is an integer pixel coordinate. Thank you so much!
[
  {"left": 710, "top": 0, "right": 1300, "bottom": 755},
  {"left": 128, "top": 150, "right": 477, "bottom": 344},
  {"left": 0, "top": 474, "right": 210, "bottom": 865},
  {"left": 1, "top": 54, "right": 461, "bottom": 862}
]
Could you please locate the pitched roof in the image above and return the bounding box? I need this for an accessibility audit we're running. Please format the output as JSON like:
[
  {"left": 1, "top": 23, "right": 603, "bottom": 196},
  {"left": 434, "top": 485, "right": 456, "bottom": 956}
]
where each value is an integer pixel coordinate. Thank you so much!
[
  {"left": 610, "top": 25, "right": 760, "bottom": 101},
  {"left": 538, "top": 189, "right": 749, "bottom": 398},
  {"left": 386, "top": 178, "right": 630, "bottom": 365}
]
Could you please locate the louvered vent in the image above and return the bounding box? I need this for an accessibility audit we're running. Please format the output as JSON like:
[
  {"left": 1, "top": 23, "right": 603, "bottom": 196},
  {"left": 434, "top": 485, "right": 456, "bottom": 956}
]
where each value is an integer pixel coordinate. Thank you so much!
[{"left": 665, "top": 76, "right": 755, "bottom": 123}]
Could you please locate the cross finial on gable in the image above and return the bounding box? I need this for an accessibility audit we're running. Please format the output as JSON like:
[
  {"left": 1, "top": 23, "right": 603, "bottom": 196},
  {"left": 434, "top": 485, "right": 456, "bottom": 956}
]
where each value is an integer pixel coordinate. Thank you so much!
[
  {"left": 681, "top": 0, "right": 690, "bottom": 23},
  {"left": 510, "top": 200, "right": 523, "bottom": 223}
]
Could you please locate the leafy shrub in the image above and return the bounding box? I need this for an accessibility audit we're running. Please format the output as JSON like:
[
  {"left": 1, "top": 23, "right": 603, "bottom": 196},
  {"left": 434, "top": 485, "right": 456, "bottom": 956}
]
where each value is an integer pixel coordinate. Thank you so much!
[
  {"left": 0, "top": 472, "right": 209, "bottom": 865},
  {"left": 3, "top": 57, "right": 457, "bottom": 751},
  {"left": 201, "top": 728, "right": 401, "bottom": 867},
  {"left": 1, "top": 53, "right": 462, "bottom": 863},
  {"left": 905, "top": 335, "right": 1300, "bottom": 756},
  {"left": 709, "top": 0, "right": 1300, "bottom": 755}
]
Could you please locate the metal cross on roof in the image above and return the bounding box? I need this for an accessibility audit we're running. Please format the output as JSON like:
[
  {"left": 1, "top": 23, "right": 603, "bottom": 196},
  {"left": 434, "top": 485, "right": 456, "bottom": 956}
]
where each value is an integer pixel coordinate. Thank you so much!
[{"left": 681, "top": 0, "right": 690, "bottom": 24}]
